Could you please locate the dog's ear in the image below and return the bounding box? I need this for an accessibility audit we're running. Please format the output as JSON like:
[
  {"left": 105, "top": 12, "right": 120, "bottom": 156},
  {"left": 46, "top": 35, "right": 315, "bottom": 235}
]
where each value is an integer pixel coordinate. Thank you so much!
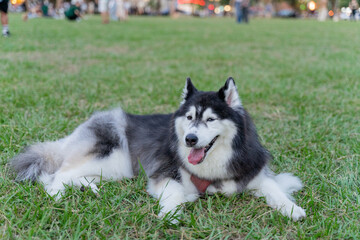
[
  {"left": 181, "top": 77, "right": 198, "bottom": 105},
  {"left": 218, "top": 77, "right": 242, "bottom": 108}
]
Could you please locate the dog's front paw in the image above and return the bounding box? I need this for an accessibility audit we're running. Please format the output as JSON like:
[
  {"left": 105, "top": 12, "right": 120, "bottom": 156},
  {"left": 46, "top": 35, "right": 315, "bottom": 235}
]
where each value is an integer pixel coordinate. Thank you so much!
[
  {"left": 185, "top": 193, "right": 199, "bottom": 202},
  {"left": 291, "top": 205, "right": 306, "bottom": 221},
  {"left": 158, "top": 208, "right": 181, "bottom": 224},
  {"left": 46, "top": 188, "right": 64, "bottom": 200},
  {"left": 281, "top": 204, "right": 306, "bottom": 221}
]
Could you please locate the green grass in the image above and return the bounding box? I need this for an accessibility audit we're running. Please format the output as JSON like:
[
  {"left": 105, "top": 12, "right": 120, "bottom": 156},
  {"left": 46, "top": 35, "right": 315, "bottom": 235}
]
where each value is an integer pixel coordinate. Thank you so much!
[{"left": 1, "top": 14, "right": 359, "bottom": 239}]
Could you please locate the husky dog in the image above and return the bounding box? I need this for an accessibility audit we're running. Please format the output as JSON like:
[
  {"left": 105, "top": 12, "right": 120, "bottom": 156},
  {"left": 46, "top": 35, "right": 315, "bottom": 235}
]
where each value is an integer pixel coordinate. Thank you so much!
[{"left": 11, "top": 78, "right": 306, "bottom": 221}]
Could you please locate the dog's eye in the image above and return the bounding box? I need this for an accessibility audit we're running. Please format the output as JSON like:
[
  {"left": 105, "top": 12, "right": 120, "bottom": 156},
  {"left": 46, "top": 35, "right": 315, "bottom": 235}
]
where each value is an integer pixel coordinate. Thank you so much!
[
  {"left": 207, "top": 118, "right": 215, "bottom": 122},
  {"left": 187, "top": 116, "right": 193, "bottom": 120}
]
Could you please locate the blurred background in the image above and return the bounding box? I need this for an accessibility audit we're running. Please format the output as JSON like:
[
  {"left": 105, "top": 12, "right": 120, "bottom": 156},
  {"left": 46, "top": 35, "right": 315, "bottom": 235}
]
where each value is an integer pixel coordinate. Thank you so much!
[
  {"left": 7, "top": 0, "right": 360, "bottom": 22},
  {"left": 2, "top": 0, "right": 360, "bottom": 236}
]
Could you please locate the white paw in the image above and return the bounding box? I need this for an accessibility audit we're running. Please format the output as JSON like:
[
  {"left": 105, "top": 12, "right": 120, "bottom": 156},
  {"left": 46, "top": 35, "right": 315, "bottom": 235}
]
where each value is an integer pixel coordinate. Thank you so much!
[
  {"left": 206, "top": 185, "right": 217, "bottom": 194},
  {"left": 281, "top": 204, "right": 306, "bottom": 221},
  {"left": 290, "top": 205, "right": 306, "bottom": 221},
  {"left": 185, "top": 193, "right": 199, "bottom": 202},
  {"left": 158, "top": 208, "right": 180, "bottom": 224},
  {"left": 87, "top": 183, "right": 100, "bottom": 195},
  {"left": 46, "top": 188, "right": 64, "bottom": 200}
]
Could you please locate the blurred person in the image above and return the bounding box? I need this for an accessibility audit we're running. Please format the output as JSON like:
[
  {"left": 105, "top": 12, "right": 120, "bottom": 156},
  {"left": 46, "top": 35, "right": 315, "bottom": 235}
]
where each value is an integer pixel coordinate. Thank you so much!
[
  {"left": 235, "top": 0, "right": 242, "bottom": 23},
  {"left": 21, "top": 0, "right": 29, "bottom": 21},
  {"left": 317, "top": 0, "right": 328, "bottom": 21},
  {"left": 109, "top": 0, "right": 117, "bottom": 20},
  {"left": 65, "top": 0, "right": 82, "bottom": 21},
  {"left": 63, "top": 1, "right": 70, "bottom": 11},
  {"left": 88, "top": 1, "right": 95, "bottom": 14},
  {"left": 80, "top": 0, "right": 87, "bottom": 14},
  {"left": 47, "top": 2, "right": 56, "bottom": 17},
  {"left": 349, "top": 0, "right": 359, "bottom": 21},
  {"left": 116, "top": 0, "right": 127, "bottom": 21},
  {"left": 264, "top": 2, "right": 273, "bottom": 18},
  {"left": 333, "top": 8, "right": 340, "bottom": 22},
  {"left": 242, "top": 0, "right": 250, "bottom": 23},
  {"left": 124, "top": 0, "right": 130, "bottom": 15},
  {"left": 0, "top": 0, "right": 9, "bottom": 37},
  {"left": 137, "top": 0, "right": 145, "bottom": 15},
  {"left": 99, "top": 0, "right": 110, "bottom": 23},
  {"left": 42, "top": 0, "right": 49, "bottom": 17},
  {"left": 25, "top": 2, "right": 43, "bottom": 19}
]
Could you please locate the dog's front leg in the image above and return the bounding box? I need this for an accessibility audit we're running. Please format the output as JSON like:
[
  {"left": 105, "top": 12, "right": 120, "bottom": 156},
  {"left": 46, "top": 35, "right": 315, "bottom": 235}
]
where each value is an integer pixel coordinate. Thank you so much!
[
  {"left": 246, "top": 169, "right": 306, "bottom": 221},
  {"left": 147, "top": 177, "right": 187, "bottom": 221},
  {"left": 206, "top": 180, "right": 240, "bottom": 196}
]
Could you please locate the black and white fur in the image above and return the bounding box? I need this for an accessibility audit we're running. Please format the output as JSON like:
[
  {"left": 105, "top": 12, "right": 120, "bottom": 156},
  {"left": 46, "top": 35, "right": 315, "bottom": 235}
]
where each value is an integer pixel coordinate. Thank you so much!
[{"left": 10, "top": 78, "right": 306, "bottom": 221}]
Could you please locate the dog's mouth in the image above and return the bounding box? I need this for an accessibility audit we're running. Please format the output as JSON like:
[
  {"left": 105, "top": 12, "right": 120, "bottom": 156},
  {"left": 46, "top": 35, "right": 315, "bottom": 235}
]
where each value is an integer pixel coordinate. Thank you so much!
[{"left": 187, "top": 136, "right": 219, "bottom": 165}]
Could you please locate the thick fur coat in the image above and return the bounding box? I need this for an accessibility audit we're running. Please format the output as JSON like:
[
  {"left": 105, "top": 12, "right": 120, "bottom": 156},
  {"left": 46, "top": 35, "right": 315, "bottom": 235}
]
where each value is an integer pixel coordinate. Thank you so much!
[{"left": 11, "top": 78, "right": 306, "bottom": 221}]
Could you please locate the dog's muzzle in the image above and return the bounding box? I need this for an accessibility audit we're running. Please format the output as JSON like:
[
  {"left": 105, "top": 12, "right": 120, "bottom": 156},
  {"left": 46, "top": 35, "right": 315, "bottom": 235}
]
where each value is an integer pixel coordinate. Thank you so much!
[{"left": 187, "top": 135, "right": 219, "bottom": 165}]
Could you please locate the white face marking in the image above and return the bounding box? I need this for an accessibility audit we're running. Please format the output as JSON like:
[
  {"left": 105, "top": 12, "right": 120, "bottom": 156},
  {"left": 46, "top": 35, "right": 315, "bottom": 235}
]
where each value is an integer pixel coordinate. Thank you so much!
[
  {"left": 175, "top": 106, "right": 238, "bottom": 179},
  {"left": 182, "top": 107, "right": 221, "bottom": 148},
  {"left": 201, "top": 108, "right": 218, "bottom": 124},
  {"left": 185, "top": 106, "right": 196, "bottom": 124}
]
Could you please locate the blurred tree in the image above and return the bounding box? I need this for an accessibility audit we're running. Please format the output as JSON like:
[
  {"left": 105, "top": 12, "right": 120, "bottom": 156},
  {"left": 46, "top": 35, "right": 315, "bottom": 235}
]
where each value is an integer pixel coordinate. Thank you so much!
[
  {"left": 285, "top": 0, "right": 297, "bottom": 8},
  {"left": 149, "top": 0, "right": 161, "bottom": 14},
  {"left": 220, "top": 0, "right": 230, "bottom": 5},
  {"left": 339, "top": 0, "right": 351, "bottom": 7},
  {"left": 271, "top": 0, "right": 299, "bottom": 10},
  {"left": 56, "top": 0, "right": 62, "bottom": 10}
]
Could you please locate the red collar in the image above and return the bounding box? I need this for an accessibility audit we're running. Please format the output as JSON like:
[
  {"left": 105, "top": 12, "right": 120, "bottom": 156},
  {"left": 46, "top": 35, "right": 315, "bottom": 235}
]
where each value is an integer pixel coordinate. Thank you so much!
[{"left": 190, "top": 174, "right": 213, "bottom": 193}]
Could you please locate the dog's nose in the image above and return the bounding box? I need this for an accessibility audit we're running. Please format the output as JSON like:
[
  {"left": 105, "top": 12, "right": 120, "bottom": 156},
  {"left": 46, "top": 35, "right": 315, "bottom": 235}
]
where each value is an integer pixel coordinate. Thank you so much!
[{"left": 185, "top": 134, "right": 198, "bottom": 147}]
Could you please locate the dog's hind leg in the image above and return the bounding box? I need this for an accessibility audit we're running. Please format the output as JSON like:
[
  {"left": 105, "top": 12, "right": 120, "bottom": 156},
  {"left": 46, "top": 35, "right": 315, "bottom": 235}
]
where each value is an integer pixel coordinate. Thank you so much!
[
  {"left": 77, "top": 177, "right": 100, "bottom": 195},
  {"left": 43, "top": 109, "right": 133, "bottom": 199},
  {"left": 246, "top": 168, "right": 306, "bottom": 221},
  {"left": 45, "top": 147, "right": 133, "bottom": 199}
]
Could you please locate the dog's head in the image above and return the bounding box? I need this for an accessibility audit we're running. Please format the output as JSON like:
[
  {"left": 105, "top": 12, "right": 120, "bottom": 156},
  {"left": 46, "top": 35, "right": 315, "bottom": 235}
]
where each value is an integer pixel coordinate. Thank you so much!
[{"left": 175, "top": 77, "right": 242, "bottom": 166}]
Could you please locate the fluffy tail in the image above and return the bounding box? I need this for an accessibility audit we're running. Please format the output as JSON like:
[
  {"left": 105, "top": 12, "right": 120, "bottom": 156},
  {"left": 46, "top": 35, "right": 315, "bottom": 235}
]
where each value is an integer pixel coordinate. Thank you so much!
[{"left": 10, "top": 141, "right": 64, "bottom": 182}]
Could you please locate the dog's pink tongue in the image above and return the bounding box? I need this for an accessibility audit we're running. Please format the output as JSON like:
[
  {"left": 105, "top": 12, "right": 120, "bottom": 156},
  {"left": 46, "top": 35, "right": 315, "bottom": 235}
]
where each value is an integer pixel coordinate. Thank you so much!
[{"left": 188, "top": 148, "right": 205, "bottom": 165}]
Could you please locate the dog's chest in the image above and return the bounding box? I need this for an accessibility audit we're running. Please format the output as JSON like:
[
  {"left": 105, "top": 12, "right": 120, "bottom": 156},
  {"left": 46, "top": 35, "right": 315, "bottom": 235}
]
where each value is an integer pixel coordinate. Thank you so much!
[{"left": 179, "top": 145, "right": 233, "bottom": 180}]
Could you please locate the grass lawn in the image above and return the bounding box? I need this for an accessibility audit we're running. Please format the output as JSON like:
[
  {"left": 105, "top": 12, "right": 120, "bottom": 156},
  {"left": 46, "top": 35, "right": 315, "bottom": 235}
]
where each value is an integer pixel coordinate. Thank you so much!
[{"left": 1, "top": 14, "right": 359, "bottom": 239}]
